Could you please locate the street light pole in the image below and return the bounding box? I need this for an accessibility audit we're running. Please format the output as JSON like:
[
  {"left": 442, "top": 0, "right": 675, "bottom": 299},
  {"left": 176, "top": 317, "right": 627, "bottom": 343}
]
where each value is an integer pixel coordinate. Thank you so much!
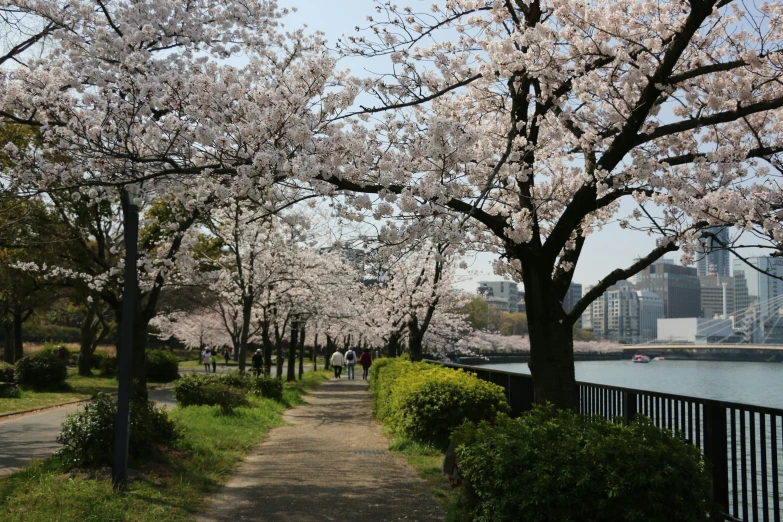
[{"left": 113, "top": 184, "right": 140, "bottom": 490}]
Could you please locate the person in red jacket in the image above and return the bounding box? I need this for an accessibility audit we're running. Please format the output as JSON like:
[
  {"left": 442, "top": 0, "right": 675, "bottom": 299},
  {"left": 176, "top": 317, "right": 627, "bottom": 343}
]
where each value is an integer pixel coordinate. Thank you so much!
[{"left": 359, "top": 348, "right": 372, "bottom": 380}]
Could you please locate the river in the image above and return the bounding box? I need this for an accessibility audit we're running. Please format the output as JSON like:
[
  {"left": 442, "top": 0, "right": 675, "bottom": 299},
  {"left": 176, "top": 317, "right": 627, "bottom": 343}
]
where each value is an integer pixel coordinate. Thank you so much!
[{"left": 479, "top": 360, "right": 783, "bottom": 410}]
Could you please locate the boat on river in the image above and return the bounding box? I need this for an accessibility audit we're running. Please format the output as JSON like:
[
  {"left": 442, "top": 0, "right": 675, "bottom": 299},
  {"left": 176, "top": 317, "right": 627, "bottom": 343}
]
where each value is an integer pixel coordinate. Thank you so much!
[{"left": 632, "top": 354, "right": 650, "bottom": 363}]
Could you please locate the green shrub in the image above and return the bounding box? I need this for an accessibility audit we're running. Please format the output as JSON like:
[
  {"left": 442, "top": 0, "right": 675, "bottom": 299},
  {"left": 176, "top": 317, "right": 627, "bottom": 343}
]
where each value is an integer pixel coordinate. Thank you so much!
[
  {"left": 146, "top": 350, "right": 180, "bottom": 382},
  {"left": 172, "top": 374, "right": 248, "bottom": 413},
  {"left": 14, "top": 351, "right": 68, "bottom": 387},
  {"left": 253, "top": 376, "right": 283, "bottom": 401},
  {"left": 217, "top": 370, "right": 253, "bottom": 390},
  {"left": 0, "top": 361, "right": 14, "bottom": 382},
  {"left": 22, "top": 324, "right": 82, "bottom": 343},
  {"left": 452, "top": 405, "right": 714, "bottom": 522},
  {"left": 97, "top": 354, "right": 117, "bottom": 376},
  {"left": 41, "top": 343, "right": 71, "bottom": 360},
  {"left": 369, "top": 358, "right": 430, "bottom": 421},
  {"left": 386, "top": 366, "right": 509, "bottom": 447},
  {"left": 56, "top": 393, "right": 180, "bottom": 468},
  {"left": 0, "top": 383, "right": 20, "bottom": 398}
]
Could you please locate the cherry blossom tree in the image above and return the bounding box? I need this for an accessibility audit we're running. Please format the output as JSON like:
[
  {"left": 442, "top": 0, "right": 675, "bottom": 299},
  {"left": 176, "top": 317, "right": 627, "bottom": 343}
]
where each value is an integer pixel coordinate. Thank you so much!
[{"left": 316, "top": 0, "right": 783, "bottom": 408}]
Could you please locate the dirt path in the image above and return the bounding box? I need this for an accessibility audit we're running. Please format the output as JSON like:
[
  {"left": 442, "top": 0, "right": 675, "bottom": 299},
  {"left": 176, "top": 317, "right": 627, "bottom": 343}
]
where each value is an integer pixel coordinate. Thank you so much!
[{"left": 196, "top": 377, "right": 444, "bottom": 522}]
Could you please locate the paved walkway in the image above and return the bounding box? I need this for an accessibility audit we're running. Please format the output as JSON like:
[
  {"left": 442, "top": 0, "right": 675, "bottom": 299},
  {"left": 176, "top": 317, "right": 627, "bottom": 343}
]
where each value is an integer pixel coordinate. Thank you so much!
[
  {"left": 0, "top": 388, "right": 176, "bottom": 477},
  {"left": 196, "top": 378, "right": 444, "bottom": 522}
]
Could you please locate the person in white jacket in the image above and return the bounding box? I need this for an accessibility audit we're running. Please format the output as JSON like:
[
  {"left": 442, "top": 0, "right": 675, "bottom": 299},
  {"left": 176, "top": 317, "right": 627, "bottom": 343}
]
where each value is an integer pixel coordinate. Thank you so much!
[{"left": 330, "top": 350, "right": 344, "bottom": 379}]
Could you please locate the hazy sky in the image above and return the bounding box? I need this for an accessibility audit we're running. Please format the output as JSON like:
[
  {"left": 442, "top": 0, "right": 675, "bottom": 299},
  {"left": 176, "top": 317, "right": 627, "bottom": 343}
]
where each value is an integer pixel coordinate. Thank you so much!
[{"left": 279, "top": 0, "right": 708, "bottom": 291}]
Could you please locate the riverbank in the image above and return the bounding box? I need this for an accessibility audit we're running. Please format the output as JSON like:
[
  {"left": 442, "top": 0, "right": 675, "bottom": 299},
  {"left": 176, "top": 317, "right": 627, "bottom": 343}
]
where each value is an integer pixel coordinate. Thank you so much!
[{"left": 0, "top": 371, "right": 330, "bottom": 521}]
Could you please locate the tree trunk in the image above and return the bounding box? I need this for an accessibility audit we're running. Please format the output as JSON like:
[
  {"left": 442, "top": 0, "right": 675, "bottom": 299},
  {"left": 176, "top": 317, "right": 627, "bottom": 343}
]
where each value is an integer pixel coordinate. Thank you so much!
[
  {"left": 114, "top": 303, "right": 150, "bottom": 402},
  {"left": 78, "top": 307, "right": 97, "bottom": 376},
  {"left": 12, "top": 309, "right": 24, "bottom": 362},
  {"left": 298, "top": 326, "right": 305, "bottom": 380},
  {"left": 387, "top": 332, "right": 401, "bottom": 358},
  {"left": 523, "top": 269, "right": 577, "bottom": 410},
  {"left": 261, "top": 321, "right": 273, "bottom": 376},
  {"left": 324, "top": 334, "right": 332, "bottom": 370},
  {"left": 312, "top": 333, "right": 318, "bottom": 371},
  {"left": 275, "top": 323, "right": 284, "bottom": 378},
  {"left": 238, "top": 296, "right": 253, "bottom": 373},
  {"left": 3, "top": 321, "right": 13, "bottom": 364},
  {"left": 408, "top": 320, "right": 423, "bottom": 362},
  {"left": 287, "top": 321, "right": 298, "bottom": 382}
]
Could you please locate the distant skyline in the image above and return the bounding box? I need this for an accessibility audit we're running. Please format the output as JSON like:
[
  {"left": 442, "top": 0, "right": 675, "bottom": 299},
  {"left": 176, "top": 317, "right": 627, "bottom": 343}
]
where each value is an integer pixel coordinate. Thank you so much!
[{"left": 281, "top": 1, "right": 768, "bottom": 294}]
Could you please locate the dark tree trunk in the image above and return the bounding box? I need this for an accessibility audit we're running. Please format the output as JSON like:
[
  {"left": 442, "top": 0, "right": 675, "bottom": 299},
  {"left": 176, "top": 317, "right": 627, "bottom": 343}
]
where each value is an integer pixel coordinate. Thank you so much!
[
  {"left": 523, "top": 266, "right": 577, "bottom": 410},
  {"left": 274, "top": 323, "right": 284, "bottom": 378},
  {"left": 114, "top": 302, "right": 151, "bottom": 402},
  {"left": 287, "top": 321, "right": 298, "bottom": 382},
  {"left": 298, "top": 326, "right": 305, "bottom": 380},
  {"left": 324, "top": 334, "right": 332, "bottom": 370},
  {"left": 408, "top": 319, "right": 423, "bottom": 362},
  {"left": 312, "top": 333, "right": 318, "bottom": 371},
  {"left": 238, "top": 297, "right": 253, "bottom": 372},
  {"left": 261, "top": 321, "right": 273, "bottom": 376},
  {"left": 12, "top": 309, "right": 24, "bottom": 362},
  {"left": 78, "top": 307, "right": 97, "bottom": 376},
  {"left": 3, "top": 321, "right": 13, "bottom": 364},
  {"left": 387, "top": 332, "right": 402, "bottom": 358}
]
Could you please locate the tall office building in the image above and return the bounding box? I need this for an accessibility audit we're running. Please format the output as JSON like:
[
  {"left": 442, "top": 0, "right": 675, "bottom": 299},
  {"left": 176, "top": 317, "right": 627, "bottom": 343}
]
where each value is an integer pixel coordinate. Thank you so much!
[
  {"left": 697, "top": 227, "right": 731, "bottom": 276},
  {"left": 732, "top": 257, "right": 783, "bottom": 320},
  {"left": 563, "top": 282, "right": 583, "bottom": 327},
  {"left": 699, "top": 275, "right": 735, "bottom": 319},
  {"left": 635, "top": 260, "right": 701, "bottom": 318},
  {"left": 477, "top": 281, "right": 521, "bottom": 313},
  {"left": 637, "top": 290, "right": 665, "bottom": 341}
]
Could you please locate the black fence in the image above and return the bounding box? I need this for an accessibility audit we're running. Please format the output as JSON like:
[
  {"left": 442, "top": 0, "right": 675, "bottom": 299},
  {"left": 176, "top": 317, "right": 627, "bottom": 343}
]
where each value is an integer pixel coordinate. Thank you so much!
[{"left": 437, "top": 362, "right": 783, "bottom": 522}]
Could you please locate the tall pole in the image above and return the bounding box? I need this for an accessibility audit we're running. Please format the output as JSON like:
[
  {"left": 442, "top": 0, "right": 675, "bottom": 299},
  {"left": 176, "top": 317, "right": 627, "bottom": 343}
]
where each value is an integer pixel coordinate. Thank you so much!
[{"left": 113, "top": 185, "right": 139, "bottom": 490}]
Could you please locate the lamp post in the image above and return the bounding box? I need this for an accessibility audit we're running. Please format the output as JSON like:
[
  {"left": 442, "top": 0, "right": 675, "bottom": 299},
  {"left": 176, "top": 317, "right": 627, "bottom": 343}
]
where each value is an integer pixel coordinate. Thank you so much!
[{"left": 112, "top": 183, "right": 141, "bottom": 490}]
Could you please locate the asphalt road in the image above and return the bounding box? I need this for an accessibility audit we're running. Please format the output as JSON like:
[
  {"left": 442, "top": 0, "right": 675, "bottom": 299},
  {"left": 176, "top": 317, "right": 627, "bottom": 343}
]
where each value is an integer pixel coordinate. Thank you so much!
[{"left": 0, "top": 388, "right": 175, "bottom": 478}]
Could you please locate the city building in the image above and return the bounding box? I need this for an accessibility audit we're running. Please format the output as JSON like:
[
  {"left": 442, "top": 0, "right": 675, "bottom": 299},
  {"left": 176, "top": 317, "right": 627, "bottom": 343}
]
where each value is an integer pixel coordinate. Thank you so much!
[
  {"left": 732, "top": 257, "right": 783, "bottom": 321},
  {"left": 477, "top": 281, "right": 521, "bottom": 313},
  {"left": 563, "top": 282, "right": 582, "bottom": 327},
  {"left": 637, "top": 291, "right": 665, "bottom": 341},
  {"left": 697, "top": 227, "right": 731, "bottom": 276},
  {"left": 657, "top": 318, "right": 736, "bottom": 343},
  {"left": 699, "top": 275, "right": 735, "bottom": 319},
  {"left": 634, "top": 259, "right": 701, "bottom": 318},
  {"left": 581, "top": 285, "right": 594, "bottom": 331}
]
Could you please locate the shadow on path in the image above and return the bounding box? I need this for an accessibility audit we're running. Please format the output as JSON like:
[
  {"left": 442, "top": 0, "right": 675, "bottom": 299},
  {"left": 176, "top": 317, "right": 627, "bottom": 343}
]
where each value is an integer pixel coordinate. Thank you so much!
[{"left": 197, "top": 378, "right": 443, "bottom": 522}]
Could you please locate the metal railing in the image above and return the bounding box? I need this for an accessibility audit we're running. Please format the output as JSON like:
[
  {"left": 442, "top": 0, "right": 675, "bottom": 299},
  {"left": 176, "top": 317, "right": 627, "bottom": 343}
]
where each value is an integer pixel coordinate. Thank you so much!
[{"left": 438, "top": 362, "right": 783, "bottom": 522}]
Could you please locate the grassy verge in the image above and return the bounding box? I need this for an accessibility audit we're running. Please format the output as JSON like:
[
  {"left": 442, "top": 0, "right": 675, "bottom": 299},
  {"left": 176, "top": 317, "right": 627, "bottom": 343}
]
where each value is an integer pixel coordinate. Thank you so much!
[
  {"left": 0, "top": 369, "right": 331, "bottom": 521},
  {"left": 388, "top": 438, "right": 461, "bottom": 519},
  {"left": 0, "top": 370, "right": 172, "bottom": 416}
]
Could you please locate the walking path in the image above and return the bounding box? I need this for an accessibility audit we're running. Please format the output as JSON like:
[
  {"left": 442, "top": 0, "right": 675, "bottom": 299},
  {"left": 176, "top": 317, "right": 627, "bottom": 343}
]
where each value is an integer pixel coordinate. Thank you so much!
[
  {"left": 0, "top": 388, "right": 175, "bottom": 477},
  {"left": 196, "top": 378, "right": 444, "bottom": 522}
]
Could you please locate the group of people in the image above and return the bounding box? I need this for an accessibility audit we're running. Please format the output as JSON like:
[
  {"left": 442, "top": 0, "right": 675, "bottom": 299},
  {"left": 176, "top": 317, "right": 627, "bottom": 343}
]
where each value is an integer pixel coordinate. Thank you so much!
[
  {"left": 201, "top": 347, "right": 231, "bottom": 373},
  {"left": 330, "top": 347, "right": 372, "bottom": 380}
]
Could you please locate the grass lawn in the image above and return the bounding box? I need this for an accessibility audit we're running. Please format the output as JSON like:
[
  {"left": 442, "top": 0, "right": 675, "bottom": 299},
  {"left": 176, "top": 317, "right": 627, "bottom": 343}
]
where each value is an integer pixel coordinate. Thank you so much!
[
  {"left": 0, "top": 370, "right": 331, "bottom": 521},
  {"left": 388, "top": 438, "right": 462, "bottom": 520}
]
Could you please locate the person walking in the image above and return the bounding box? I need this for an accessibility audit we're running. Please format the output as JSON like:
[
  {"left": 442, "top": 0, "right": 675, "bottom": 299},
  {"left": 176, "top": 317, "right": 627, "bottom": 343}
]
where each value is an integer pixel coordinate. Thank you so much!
[
  {"left": 223, "top": 347, "right": 230, "bottom": 367},
  {"left": 252, "top": 349, "right": 263, "bottom": 378},
  {"left": 360, "top": 348, "right": 372, "bottom": 380},
  {"left": 210, "top": 350, "right": 218, "bottom": 373},
  {"left": 330, "top": 349, "right": 344, "bottom": 379},
  {"left": 344, "top": 347, "right": 357, "bottom": 380},
  {"left": 203, "top": 348, "right": 212, "bottom": 373}
]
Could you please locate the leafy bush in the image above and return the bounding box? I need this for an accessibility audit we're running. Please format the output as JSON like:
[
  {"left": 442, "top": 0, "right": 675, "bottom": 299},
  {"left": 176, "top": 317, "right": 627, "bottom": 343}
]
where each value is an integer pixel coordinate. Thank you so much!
[
  {"left": 217, "top": 370, "right": 254, "bottom": 390},
  {"left": 370, "top": 359, "right": 509, "bottom": 447},
  {"left": 0, "top": 361, "right": 14, "bottom": 382},
  {"left": 96, "top": 354, "right": 117, "bottom": 376},
  {"left": 172, "top": 374, "right": 248, "bottom": 413},
  {"left": 452, "top": 405, "right": 715, "bottom": 522},
  {"left": 253, "top": 376, "right": 283, "bottom": 401},
  {"left": 22, "top": 324, "right": 82, "bottom": 343},
  {"left": 0, "top": 383, "right": 20, "bottom": 398},
  {"left": 14, "top": 351, "right": 68, "bottom": 387},
  {"left": 146, "top": 350, "right": 180, "bottom": 382},
  {"left": 56, "top": 393, "right": 180, "bottom": 467}
]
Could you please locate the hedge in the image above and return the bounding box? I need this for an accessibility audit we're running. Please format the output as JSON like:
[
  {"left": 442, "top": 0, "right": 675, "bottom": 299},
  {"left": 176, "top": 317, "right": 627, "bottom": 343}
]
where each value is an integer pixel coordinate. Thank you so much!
[
  {"left": 146, "top": 350, "right": 180, "bottom": 382},
  {"left": 369, "top": 359, "right": 509, "bottom": 447},
  {"left": 172, "top": 374, "right": 248, "bottom": 413},
  {"left": 0, "top": 361, "right": 14, "bottom": 382},
  {"left": 451, "top": 405, "right": 716, "bottom": 522},
  {"left": 14, "top": 351, "right": 68, "bottom": 387}
]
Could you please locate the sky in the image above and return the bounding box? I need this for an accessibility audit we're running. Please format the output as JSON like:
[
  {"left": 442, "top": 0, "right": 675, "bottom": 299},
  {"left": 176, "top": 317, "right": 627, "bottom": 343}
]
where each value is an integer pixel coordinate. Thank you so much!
[{"left": 277, "top": 0, "right": 743, "bottom": 293}]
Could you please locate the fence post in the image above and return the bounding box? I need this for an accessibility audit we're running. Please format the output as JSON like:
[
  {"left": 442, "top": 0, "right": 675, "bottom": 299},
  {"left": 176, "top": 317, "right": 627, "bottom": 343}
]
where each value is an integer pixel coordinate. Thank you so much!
[
  {"left": 623, "top": 392, "right": 638, "bottom": 425},
  {"left": 703, "top": 403, "right": 729, "bottom": 513}
]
